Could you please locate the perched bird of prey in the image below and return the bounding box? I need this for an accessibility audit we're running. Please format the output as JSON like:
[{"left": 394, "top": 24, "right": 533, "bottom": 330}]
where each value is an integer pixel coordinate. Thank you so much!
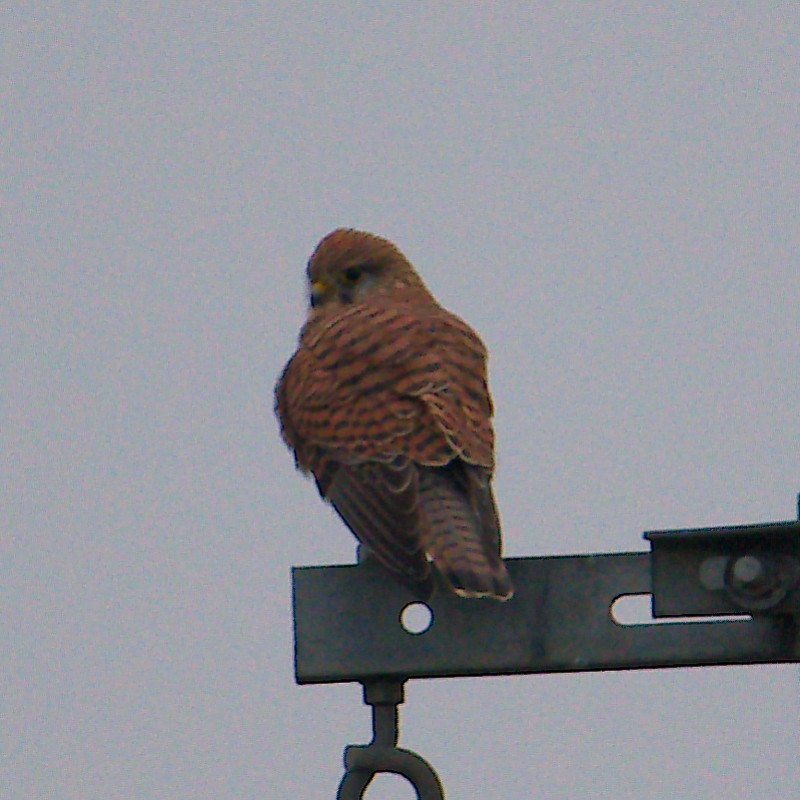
[{"left": 275, "top": 229, "right": 513, "bottom": 601}]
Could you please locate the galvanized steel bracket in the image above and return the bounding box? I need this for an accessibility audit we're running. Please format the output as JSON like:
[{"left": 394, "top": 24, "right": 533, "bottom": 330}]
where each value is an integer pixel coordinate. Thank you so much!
[
  {"left": 293, "top": 515, "right": 800, "bottom": 795},
  {"left": 646, "top": 520, "right": 800, "bottom": 617}
]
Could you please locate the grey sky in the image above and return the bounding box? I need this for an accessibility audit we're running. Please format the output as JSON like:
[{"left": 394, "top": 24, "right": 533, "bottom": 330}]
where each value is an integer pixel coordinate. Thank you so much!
[{"left": 5, "top": 5, "right": 799, "bottom": 798}]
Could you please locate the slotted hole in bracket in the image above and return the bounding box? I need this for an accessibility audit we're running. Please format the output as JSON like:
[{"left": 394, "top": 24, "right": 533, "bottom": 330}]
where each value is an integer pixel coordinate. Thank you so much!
[
  {"left": 400, "top": 602, "right": 433, "bottom": 634},
  {"left": 611, "top": 594, "right": 751, "bottom": 626}
]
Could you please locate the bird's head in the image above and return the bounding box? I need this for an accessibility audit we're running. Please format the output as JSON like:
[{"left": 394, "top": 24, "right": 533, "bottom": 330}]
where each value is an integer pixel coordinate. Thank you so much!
[{"left": 305, "top": 229, "right": 431, "bottom": 312}]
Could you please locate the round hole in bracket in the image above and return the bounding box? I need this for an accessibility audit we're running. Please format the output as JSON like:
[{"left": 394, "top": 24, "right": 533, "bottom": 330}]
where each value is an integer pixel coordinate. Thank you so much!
[{"left": 400, "top": 602, "right": 433, "bottom": 634}]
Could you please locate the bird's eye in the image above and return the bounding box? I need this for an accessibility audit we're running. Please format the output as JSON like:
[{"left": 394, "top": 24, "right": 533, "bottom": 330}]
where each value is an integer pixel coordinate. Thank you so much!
[{"left": 342, "top": 267, "right": 361, "bottom": 284}]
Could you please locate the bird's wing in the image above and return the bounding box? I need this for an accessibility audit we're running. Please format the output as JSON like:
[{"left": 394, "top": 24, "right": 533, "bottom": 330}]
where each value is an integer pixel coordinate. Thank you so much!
[
  {"left": 278, "top": 304, "right": 494, "bottom": 463},
  {"left": 274, "top": 303, "right": 498, "bottom": 595},
  {"left": 325, "top": 457, "right": 434, "bottom": 597}
]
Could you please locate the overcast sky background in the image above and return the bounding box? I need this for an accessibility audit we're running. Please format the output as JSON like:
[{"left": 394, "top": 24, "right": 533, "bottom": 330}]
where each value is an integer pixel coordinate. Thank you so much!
[{"left": 5, "top": 5, "right": 800, "bottom": 799}]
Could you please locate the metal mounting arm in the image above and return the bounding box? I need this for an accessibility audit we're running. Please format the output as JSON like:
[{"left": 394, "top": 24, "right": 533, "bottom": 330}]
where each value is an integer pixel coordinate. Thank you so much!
[
  {"left": 293, "top": 516, "right": 800, "bottom": 795},
  {"left": 294, "top": 519, "right": 799, "bottom": 684}
]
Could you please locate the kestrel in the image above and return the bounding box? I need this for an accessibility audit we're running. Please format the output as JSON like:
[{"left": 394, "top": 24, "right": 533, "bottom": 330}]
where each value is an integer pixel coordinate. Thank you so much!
[{"left": 275, "top": 229, "right": 513, "bottom": 601}]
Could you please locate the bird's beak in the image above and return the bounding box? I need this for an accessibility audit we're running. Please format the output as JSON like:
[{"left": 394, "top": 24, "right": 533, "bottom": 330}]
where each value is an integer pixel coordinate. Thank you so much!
[{"left": 310, "top": 280, "right": 327, "bottom": 308}]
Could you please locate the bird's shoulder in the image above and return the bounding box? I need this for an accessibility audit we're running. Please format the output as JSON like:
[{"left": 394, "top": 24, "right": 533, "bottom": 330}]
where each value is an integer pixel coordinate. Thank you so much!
[{"left": 298, "top": 297, "right": 486, "bottom": 362}]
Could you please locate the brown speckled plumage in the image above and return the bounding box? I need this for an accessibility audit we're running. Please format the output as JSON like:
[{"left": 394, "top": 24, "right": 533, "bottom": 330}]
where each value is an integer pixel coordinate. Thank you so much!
[{"left": 275, "top": 229, "right": 512, "bottom": 600}]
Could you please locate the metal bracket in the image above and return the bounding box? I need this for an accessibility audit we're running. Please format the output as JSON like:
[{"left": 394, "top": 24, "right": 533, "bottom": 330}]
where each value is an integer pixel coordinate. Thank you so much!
[
  {"left": 293, "top": 516, "right": 800, "bottom": 794},
  {"left": 646, "top": 520, "right": 800, "bottom": 617}
]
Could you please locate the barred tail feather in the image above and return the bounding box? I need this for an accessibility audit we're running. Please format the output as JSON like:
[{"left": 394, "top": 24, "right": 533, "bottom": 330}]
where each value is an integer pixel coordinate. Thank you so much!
[{"left": 418, "top": 465, "right": 513, "bottom": 601}]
